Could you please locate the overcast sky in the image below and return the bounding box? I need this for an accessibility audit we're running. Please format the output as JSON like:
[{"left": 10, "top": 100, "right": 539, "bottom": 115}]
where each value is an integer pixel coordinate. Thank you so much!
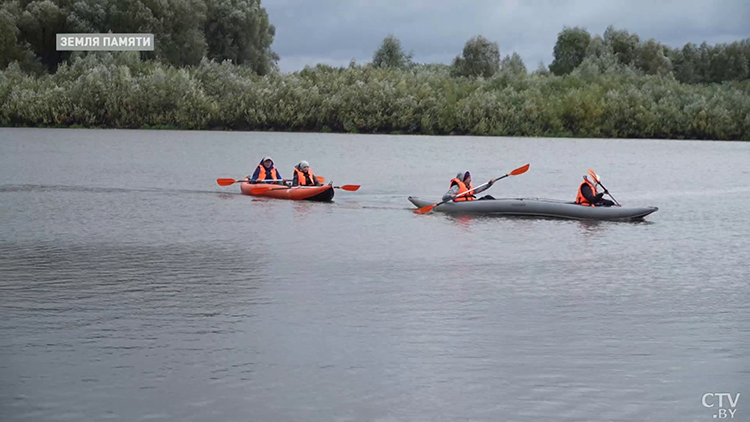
[{"left": 263, "top": 0, "right": 750, "bottom": 73}]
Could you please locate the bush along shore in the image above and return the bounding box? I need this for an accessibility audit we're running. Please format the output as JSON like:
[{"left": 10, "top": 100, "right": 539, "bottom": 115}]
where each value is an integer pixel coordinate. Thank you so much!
[{"left": 1, "top": 54, "right": 749, "bottom": 140}]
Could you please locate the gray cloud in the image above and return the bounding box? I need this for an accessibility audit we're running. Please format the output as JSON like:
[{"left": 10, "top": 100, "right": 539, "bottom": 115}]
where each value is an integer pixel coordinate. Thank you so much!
[{"left": 264, "top": 0, "right": 750, "bottom": 72}]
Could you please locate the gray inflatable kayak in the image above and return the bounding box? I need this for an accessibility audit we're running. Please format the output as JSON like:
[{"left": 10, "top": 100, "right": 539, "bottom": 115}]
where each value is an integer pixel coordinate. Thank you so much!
[{"left": 408, "top": 196, "right": 658, "bottom": 221}]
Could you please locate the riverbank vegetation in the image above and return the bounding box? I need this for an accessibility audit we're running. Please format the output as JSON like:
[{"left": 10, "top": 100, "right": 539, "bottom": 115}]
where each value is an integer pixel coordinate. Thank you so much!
[{"left": 1, "top": 1, "right": 749, "bottom": 140}]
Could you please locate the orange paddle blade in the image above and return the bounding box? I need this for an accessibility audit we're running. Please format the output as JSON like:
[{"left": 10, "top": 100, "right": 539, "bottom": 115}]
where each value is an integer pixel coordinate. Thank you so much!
[
  {"left": 413, "top": 204, "right": 437, "bottom": 214},
  {"left": 509, "top": 163, "right": 530, "bottom": 176},
  {"left": 337, "top": 185, "right": 360, "bottom": 191},
  {"left": 317, "top": 176, "right": 325, "bottom": 183},
  {"left": 587, "top": 169, "right": 600, "bottom": 184},
  {"left": 217, "top": 178, "right": 239, "bottom": 186}
]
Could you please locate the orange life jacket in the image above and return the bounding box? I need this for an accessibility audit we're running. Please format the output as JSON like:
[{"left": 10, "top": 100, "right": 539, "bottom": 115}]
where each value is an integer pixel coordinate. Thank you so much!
[
  {"left": 575, "top": 179, "right": 598, "bottom": 206},
  {"left": 450, "top": 178, "right": 475, "bottom": 201},
  {"left": 256, "top": 164, "right": 279, "bottom": 181},
  {"left": 294, "top": 167, "right": 316, "bottom": 186}
]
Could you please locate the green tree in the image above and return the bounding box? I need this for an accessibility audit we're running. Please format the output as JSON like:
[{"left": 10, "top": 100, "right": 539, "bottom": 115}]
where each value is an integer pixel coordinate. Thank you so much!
[
  {"left": 372, "top": 34, "right": 412, "bottom": 69},
  {"left": 67, "top": 0, "right": 159, "bottom": 35},
  {"left": 64, "top": 0, "right": 207, "bottom": 66},
  {"left": 549, "top": 26, "right": 591, "bottom": 75},
  {"left": 706, "top": 41, "right": 749, "bottom": 83},
  {"left": 578, "top": 36, "right": 623, "bottom": 76},
  {"left": 154, "top": 0, "right": 208, "bottom": 67},
  {"left": 28, "top": 0, "right": 278, "bottom": 72},
  {"left": 16, "top": 0, "right": 69, "bottom": 71},
  {"left": 696, "top": 42, "right": 713, "bottom": 82},
  {"left": 500, "top": 52, "right": 526, "bottom": 75},
  {"left": 204, "top": 0, "right": 278, "bottom": 75},
  {"left": 672, "top": 43, "right": 699, "bottom": 83},
  {"left": 0, "top": 8, "right": 21, "bottom": 67},
  {"left": 602, "top": 25, "right": 640, "bottom": 66},
  {"left": 451, "top": 35, "right": 500, "bottom": 78},
  {"left": 585, "top": 35, "right": 608, "bottom": 58},
  {"left": 636, "top": 39, "right": 672, "bottom": 75},
  {"left": 532, "top": 61, "right": 550, "bottom": 76},
  {"left": 0, "top": 2, "right": 41, "bottom": 72}
]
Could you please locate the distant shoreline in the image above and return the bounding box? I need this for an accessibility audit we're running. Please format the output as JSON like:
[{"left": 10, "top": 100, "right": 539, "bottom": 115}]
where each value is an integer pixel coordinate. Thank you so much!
[
  {"left": 3, "top": 126, "right": 747, "bottom": 143},
  {"left": 3, "top": 122, "right": 747, "bottom": 142}
]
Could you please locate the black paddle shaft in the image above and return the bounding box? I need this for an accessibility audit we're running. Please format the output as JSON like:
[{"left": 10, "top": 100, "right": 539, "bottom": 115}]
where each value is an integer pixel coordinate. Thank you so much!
[{"left": 595, "top": 181, "right": 620, "bottom": 206}]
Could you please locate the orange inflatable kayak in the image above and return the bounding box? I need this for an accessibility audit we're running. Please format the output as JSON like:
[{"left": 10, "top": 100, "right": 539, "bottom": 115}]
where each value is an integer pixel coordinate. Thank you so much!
[{"left": 240, "top": 182, "right": 335, "bottom": 202}]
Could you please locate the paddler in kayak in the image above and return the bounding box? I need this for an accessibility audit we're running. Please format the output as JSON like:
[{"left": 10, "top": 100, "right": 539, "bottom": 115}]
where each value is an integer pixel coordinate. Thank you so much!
[
  {"left": 575, "top": 175, "right": 614, "bottom": 207},
  {"left": 292, "top": 161, "right": 322, "bottom": 186},
  {"left": 442, "top": 171, "right": 495, "bottom": 202},
  {"left": 248, "top": 156, "right": 285, "bottom": 185}
]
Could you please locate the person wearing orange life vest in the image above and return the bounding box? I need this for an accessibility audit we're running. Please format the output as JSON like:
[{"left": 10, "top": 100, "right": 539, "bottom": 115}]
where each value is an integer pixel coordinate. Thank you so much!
[
  {"left": 575, "top": 175, "right": 614, "bottom": 207},
  {"left": 248, "top": 156, "right": 285, "bottom": 185},
  {"left": 291, "top": 161, "right": 321, "bottom": 186},
  {"left": 442, "top": 171, "right": 495, "bottom": 202}
]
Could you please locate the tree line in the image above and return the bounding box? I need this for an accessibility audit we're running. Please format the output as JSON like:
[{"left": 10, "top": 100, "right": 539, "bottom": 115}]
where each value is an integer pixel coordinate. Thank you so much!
[
  {"left": 1, "top": 1, "right": 749, "bottom": 140},
  {"left": 371, "top": 27, "right": 750, "bottom": 85},
  {"left": 2, "top": 53, "right": 748, "bottom": 140},
  {"left": 549, "top": 26, "right": 750, "bottom": 84},
  {"left": 1, "top": 1, "right": 748, "bottom": 85}
]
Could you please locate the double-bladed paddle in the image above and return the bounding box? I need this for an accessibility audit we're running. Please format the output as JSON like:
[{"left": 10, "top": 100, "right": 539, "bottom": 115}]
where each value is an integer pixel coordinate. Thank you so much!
[
  {"left": 587, "top": 169, "right": 621, "bottom": 206},
  {"left": 413, "top": 163, "right": 530, "bottom": 215},
  {"left": 217, "top": 175, "right": 328, "bottom": 186},
  {"left": 218, "top": 175, "right": 358, "bottom": 194},
  {"left": 216, "top": 178, "right": 285, "bottom": 186}
]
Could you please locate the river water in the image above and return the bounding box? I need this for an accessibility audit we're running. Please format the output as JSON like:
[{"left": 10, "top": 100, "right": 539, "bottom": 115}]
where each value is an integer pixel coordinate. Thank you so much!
[{"left": 1, "top": 128, "right": 748, "bottom": 422}]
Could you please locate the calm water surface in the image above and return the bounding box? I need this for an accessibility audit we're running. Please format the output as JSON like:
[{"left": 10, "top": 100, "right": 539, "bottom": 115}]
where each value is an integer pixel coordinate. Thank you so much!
[{"left": 1, "top": 128, "right": 748, "bottom": 421}]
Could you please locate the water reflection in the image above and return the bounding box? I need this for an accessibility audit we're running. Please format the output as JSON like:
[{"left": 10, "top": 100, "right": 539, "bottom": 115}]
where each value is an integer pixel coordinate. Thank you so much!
[
  {"left": 577, "top": 220, "right": 605, "bottom": 237},
  {"left": 292, "top": 201, "right": 316, "bottom": 220},
  {"left": 446, "top": 214, "right": 477, "bottom": 229}
]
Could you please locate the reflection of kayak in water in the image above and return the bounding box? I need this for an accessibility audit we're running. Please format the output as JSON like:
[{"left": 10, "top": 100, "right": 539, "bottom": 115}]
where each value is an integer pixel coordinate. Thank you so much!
[
  {"left": 241, "top": 183, "right": 335, "bottom": 202},
  {"left": 407, "top": 197, "right": 658, "bottom": 221}
]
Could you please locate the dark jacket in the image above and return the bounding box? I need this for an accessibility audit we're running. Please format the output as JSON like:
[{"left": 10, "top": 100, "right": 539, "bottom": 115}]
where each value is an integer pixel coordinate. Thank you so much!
[
  {"left": 580, "top": 183, "right": 604, "bottom": 204},
  {"left": 580, "top": 182, "right": 614, "bottom": 206}
]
